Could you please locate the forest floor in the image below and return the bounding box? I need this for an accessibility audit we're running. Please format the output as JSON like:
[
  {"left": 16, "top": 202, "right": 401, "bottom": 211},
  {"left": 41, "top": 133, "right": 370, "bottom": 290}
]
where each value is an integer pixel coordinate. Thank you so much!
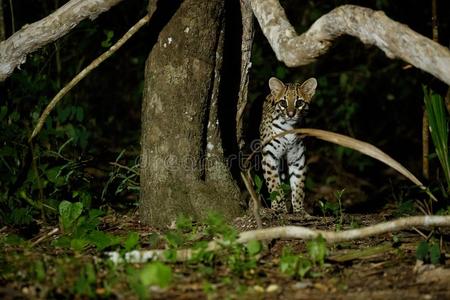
[{"left": 1, "top": 208, "right": 450, "bottom": 300}]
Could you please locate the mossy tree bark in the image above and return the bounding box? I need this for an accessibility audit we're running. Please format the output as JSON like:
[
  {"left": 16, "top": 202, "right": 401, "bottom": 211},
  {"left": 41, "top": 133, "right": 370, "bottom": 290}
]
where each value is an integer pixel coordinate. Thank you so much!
[{"left": 140, "top": 0, "right": 242, "bottom": 226}]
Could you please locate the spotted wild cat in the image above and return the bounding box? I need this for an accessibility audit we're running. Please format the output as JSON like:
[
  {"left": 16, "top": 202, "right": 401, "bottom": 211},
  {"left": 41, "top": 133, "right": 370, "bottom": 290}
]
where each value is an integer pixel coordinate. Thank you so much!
[{"left": 259, "top": 77, "right": 317, "bottom": 214}]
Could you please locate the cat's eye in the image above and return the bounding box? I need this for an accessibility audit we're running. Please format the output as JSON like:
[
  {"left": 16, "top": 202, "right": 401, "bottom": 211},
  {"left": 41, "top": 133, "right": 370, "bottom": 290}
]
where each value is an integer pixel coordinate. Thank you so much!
[
  {"left": 279, "top": 100, "right": 288, "bottom": 109},
  {"left": 295, "top": 100, "right": 305, "bottom": 108}
]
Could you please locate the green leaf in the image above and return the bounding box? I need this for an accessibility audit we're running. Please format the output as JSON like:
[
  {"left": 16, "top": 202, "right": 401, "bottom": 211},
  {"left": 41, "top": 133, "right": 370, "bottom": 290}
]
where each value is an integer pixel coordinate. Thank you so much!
[
  {"left": 87, "top": 230, "right": 121, "bottom": 251},
  {"left": 74, "top": 263, "right": 96, "bottom": 297},
  {"left": 58, "top": 107, "right": 71, "bottom": 123},
  {"left": 175, "top": 215, "right": 193, "bottom": 232},
  {"left": 123, "top": 231, "right": 140, "bottom": 252},
  {"left": 254, "top": 175, "right": 263, "bottom": 194},
  {"left": 148, "top": 233, "right": 160, "bottom": 247},
  {"left": 307, "top": 235, "right": 327, "bottom": 266},
  {"left": 269, "top": 190, "right": 280, "bottom": 201},
  {"left": 429, "top": 243, "right": 441, "bottom": 265},
  {"left": 139, "top": 262, "right": 172, "bottom": 288},
  {"left": 246, "top": 240, "right": 262, "bottom": 256},
  {"left": 34, "top": 260, "right": 46, "bottom": 282},
  {"left": 280, "top": 247, "right": 299, "bottom": 277},
  {"left": 71, "top": 238, "right": 89, "bottom": 251},
  {"left": 47, "top": 166, "right": 65, "bottom": 186},
  {"left": 59, "top": 201, "right": 83, "bottom": 232},
  {"left": 101, "top": 30, "right": 114, "bottom": 48},
  {"left": 423, "top": 86, "right": 450, "bottom": 192},
  {"left": 75, "top": 107, "right": 84, "bottom": 122},
  {"left": 416, "top": 240, "right": 429, "bottom": 261},
  {"left": 297, "top": 257, "right": 312, "bottom": 279},
  {"left": 280, "top": 183, "right": 291, "bottom": 193},
  {"left": 165, "top": 231, "right": 185, "bottom": 248},
  {"left": 205, "top": 213, "right": 237, "bottom": 242},
  {"left": 0, "top": 106, "right": 7, "bottom": 121}
]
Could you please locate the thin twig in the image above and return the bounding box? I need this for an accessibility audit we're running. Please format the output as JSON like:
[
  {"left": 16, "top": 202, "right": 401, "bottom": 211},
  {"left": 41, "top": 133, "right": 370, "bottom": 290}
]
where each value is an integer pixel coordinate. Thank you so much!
[
  {"left": 240, "top": 170, "right": 263, "bottom": 229},
  {"left": 29, "top": 14, "right": 150, "bottom": 142},
  {"left": 31, "top": 228, "right": 59, "bottom": 247}
]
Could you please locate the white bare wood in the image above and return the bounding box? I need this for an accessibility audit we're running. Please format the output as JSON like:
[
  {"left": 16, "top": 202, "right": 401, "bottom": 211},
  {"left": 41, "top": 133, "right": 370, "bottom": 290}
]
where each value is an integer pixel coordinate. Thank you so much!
[
  {"left": 250, "top": 1, "right": 450, "bottom": 85},
  {"left": 0, "top": 0, "right": 124, "bottom": 81}
]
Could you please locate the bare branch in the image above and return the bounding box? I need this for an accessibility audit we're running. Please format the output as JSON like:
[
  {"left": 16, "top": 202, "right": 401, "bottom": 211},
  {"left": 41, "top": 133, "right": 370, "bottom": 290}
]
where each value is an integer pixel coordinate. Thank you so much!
[
  {"left": 237, "top": 216, "right": 450, "bottom": 244},
  {"left": 106, "top": 215, "right": 450, "bottom": 263},
  {"left": 0, "top": 0, "right": 124, "bottom": 81},
  {"left": 250, "top": 1, "right": 450, "bottom": 85}
]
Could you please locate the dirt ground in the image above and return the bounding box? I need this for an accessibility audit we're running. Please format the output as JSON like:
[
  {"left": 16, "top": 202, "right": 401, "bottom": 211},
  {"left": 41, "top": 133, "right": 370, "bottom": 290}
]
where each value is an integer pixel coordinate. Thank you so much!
[
  {"left": 1, "top": 210, "right": 450, "bottom": 300},
  {"left": 154, "top": 212, "right": 450, "bottom": 300}
]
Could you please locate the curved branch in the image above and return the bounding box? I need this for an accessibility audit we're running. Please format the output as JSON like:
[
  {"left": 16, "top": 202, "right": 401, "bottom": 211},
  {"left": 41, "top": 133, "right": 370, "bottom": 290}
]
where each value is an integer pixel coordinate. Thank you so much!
[
  {"left": 0, "top": 0, "right": 124, "bottom": 81},
  {"left": 250, "top": 1, "right": 450, "bottom": 85}
]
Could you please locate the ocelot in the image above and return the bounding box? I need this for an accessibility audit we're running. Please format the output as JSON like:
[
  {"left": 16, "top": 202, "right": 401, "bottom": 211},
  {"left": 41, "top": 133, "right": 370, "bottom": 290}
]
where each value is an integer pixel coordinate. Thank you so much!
[{"left": 259, "top": 77, "right": 317, "bottom": 214}]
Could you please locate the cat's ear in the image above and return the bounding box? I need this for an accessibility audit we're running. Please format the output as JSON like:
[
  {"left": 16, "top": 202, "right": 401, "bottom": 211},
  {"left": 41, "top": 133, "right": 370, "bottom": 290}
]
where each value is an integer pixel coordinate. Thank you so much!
[
  {"left": 269, "top": 77, "right": 285, "bottom": 96},
  {"left": 300, "top": 78, "right": 317, "bottom": 101}
]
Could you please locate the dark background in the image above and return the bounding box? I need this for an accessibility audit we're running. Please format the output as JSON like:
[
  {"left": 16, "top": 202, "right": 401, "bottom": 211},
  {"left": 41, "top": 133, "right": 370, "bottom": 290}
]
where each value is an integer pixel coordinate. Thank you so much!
[{"left": 1, "top": 0, "right": 449, "bottom": 224}]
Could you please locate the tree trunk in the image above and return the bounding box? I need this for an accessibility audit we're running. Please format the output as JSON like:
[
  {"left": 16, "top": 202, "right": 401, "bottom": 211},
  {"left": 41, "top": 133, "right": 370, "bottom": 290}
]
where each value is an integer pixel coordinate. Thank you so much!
[{"left": 140, "top": 0, "right": 242, "bottom": 226}]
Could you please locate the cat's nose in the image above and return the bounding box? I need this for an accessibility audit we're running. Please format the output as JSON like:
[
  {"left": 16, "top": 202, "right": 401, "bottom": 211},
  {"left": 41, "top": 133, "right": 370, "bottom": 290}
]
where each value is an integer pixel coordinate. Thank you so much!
[{"left": 287, "top": 111, "right": 295, "bottom": 117}]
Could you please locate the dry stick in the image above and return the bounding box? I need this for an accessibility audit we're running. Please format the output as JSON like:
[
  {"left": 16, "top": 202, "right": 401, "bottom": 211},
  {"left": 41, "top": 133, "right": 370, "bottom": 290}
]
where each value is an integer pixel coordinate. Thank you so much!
[
  {"left": 240, "top": 170, "right": 263, "bottom": 229},
  {"left": 107, "top": 215, "right": 450, "bottom": 263},
  {"left": 31, "top": 228, "right": 59, "bottom": 247},
  {"left": 29, "top": 14, "right": 150, "bottom": 142}
]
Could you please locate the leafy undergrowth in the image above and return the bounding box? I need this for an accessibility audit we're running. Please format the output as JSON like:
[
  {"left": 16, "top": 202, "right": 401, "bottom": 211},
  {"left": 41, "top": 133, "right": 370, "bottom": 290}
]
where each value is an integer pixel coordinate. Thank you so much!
[{"left": 1, "top": 206, "right": 450, "bottom": 300}]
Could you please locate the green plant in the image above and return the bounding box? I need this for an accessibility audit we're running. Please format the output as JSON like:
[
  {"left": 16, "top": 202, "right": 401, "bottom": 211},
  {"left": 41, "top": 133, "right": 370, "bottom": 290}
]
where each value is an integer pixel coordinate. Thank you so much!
[
  {"left": 416, "top": 240, "right": 442, "bottom": 265},
  {"left": 54, "top": 201, "right": 121, "bottom": 251},
  {"left": 102, "top": 150, "right": 140, "bottom": 206},
  {"left": 139, "top": 261, "right": 173, "bottom": 288},
  {"left": 280, "top": 236, "right": 328, "bottom": 279},
  {"left": 423, "top": 86, "right": 450, "bottom": 194},
  {"left": 269, "top": 182, "right": 291, "bottom": 203},
  {"left": 307, "top": 235, "right": 328, "bottom": 266},
  {"left": 73, "top": 262, "right": 97, "bottom": 297},
  {"left": 279, "top": 247, "right": 312, "bottom": 279},
  {"left": 319, "top": 189, "right": 345, "bottom": 229}
]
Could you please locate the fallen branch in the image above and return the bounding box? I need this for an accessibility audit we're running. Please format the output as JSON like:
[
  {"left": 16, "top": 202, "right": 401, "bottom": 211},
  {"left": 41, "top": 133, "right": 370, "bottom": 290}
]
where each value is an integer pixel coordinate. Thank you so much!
[
  {"left": 29, "top": 14, "right": 150, "bottom": 142},
  {"left": 106, "top": 215, "right": 450, "bottom": 263},
  {"left": 249, "top": 1, "right": 450, "bottom": 85}
]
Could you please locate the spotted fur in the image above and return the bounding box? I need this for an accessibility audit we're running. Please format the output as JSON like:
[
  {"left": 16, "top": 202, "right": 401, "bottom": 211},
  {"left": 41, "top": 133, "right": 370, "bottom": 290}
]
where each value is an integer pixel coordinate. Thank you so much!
[{"left": 259, "top": 77, "right": 317, "bottom": 214}]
